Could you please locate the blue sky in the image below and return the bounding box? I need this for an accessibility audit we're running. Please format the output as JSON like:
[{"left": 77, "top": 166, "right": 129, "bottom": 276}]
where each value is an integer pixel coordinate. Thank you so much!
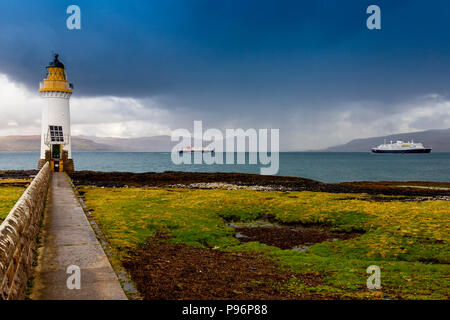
[{"left": 0, "top": 0, "right": 449, "bottom": 149}]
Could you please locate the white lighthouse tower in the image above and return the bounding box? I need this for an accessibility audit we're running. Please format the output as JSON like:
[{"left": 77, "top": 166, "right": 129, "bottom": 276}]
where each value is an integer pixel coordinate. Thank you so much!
[{"left": 37, "top": 54, "right": 74, "bottom": 173}]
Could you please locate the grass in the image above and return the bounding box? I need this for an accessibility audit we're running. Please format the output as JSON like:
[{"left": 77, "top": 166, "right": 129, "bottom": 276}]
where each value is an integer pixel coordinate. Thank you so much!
[
  {"left": 79, "top": 187, "right": 450, "bottom": 300},
  {"left": 0, "top": 180, "right": 28, "bottom": 221}
]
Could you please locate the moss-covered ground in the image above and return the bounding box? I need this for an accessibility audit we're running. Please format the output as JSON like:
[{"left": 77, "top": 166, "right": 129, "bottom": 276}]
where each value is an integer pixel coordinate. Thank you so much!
[
  {"left": 0, "top": 180, "right": 28, "bottom": 221},
  {"left": 79, "top": 187, "right": 449, "bottom": 299}
]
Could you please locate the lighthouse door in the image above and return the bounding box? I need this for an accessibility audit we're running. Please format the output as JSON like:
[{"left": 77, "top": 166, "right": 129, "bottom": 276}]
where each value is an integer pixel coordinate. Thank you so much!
[
  {"left": 52, "top": 144, "right": 61, "bottom": 159},
  {"left": 51, "top": 144, "right": 62, "bottom": 172}
]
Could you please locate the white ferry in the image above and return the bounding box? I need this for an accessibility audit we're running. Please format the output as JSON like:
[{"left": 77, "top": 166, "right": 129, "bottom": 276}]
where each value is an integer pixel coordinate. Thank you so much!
[
  {"left": 371, "top": 140, "right": 431, "bottom": 153},
  {"left": 178, "top": 146, "right": 215, "bottom": 154}
]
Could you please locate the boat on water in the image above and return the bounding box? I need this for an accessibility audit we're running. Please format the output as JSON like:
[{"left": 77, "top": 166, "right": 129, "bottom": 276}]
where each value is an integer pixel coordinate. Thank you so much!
[
  {"left": 178, "top": 146, "right": 215, "bottom": 154},
  {"left": 371, "top": 140, "right": 431, "bottom": 153}
]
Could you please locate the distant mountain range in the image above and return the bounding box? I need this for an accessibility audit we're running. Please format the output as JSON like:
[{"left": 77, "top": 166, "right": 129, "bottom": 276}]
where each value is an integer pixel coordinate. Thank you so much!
[
  {"left": 0, "top": 128, "right": 448, "bottom": 152},
  {"left": 316, "top": 128, "right": 450, "bottom": 152},
  {"left": 0, "top": 135, "right": 174, "bottom": 152},
  {"left": 79, "top": 135, "right": 174, "bottom": 152}
]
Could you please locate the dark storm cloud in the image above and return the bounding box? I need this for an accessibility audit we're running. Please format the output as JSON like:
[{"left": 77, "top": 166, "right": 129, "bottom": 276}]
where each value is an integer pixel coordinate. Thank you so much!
[
  {"left": 0, "top": 0, "right": 449, "bottom": 106},
  {"left": 0, "top": 0, "right": 449, "bottom": 148}
]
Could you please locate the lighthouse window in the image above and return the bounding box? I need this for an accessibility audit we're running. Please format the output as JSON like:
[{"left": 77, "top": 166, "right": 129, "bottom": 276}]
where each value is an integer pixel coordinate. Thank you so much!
[{"left": 49, "top": 125, "right": 64, "bottom": 142}]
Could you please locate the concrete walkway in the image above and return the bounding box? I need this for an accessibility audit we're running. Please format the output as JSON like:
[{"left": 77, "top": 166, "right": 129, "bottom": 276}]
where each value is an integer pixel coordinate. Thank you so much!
[{"left": 31, "top": 172, "right": 127, "bottom": 300}]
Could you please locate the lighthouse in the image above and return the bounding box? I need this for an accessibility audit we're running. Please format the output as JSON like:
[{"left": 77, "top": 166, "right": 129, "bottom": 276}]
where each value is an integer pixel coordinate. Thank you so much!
[{"left": 37, "top": 54, "right": 74, "bottom": 173}]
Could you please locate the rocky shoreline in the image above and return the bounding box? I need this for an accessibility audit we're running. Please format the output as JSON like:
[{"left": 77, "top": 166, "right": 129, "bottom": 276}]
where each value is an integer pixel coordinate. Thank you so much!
[
  {"left": 1, "top": 169, "right": 449, "bottom": 198},
  {"left": 70, "top": 170, "right": 450, "bottom": 198}
]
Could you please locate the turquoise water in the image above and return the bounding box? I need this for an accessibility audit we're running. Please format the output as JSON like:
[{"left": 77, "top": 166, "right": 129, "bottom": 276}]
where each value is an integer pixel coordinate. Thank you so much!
[{"left": 0, "top": 152, "right": 449, "bottom": 183}]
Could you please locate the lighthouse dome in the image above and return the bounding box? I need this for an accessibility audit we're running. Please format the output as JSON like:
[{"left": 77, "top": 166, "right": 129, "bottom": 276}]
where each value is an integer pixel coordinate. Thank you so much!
[
  {"left": 40, "top": 53, "right": 72, "bottom": 93},
  {"left": 48, "top": 54, "right": 65, "bottom": 69}
]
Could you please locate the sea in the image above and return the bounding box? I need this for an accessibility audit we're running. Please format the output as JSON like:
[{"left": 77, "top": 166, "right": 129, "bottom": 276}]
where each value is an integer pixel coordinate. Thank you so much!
[{"left": 0, "top": 152, "right": 449, "bottom": 183}]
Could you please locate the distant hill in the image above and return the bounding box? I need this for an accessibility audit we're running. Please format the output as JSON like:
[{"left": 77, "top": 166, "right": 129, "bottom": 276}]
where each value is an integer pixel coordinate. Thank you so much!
[
  {"left": 0, "top": 135, "right": 245, "bottom": 152},
  {"left": 317, "top": 129, "right": 450, "bottom": 152},
  {"left": 0, "top": 136, "right": 39, "bottom": 152},
  {"left": 0, "top": 135, "right": 180, "bottom": 152},
  {"left": 80, "top": 135, "right": 174, "bottom": 152},
  {"left": 0, "top": 136, "right": 120, "bottom": 152},
  {"left": 1, "top": 128, "right": 449, "bottom": 152}
]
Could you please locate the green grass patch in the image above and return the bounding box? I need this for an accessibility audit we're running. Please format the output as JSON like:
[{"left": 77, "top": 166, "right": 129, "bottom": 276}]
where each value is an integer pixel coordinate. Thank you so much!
[
  {"left": 0, "top": 182, "right": 27, "bottom": 220},
  {"left": 80, "top": 187, "right": 450, "bottom": 300}
]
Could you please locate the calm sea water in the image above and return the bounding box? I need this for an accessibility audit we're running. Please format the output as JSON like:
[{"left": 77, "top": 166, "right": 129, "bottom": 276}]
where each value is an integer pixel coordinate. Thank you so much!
[{"left": 0, "top": 152, "right": 449, "bottom": 183}]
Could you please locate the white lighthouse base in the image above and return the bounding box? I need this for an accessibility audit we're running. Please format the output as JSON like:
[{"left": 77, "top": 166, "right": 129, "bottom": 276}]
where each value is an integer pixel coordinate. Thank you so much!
[{"left": 38, "top": 149, "right": 74, "bottom": 173}]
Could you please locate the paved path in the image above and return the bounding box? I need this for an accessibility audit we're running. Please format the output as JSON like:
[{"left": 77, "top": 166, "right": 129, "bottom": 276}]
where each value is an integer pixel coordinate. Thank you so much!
[{"left": 31, "top": 172, "right": 127, "bottom": 300}]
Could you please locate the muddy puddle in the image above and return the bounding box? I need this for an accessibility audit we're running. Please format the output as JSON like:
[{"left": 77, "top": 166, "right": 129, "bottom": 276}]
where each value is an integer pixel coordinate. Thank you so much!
[{"left": 229, "top": 221, "right": 362, "bottom": 251}]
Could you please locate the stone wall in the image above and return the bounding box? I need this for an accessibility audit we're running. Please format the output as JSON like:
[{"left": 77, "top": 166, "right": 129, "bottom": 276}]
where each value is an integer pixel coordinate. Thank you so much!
[
  {"left": 37, "top": 150, "right": 50, "bottom": 171},
  {"left": 62, "top": 150, "right": 75, "bottom": 173},
  {"left": 0, "top": 162, "right": 50, "bottom": 300}
]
